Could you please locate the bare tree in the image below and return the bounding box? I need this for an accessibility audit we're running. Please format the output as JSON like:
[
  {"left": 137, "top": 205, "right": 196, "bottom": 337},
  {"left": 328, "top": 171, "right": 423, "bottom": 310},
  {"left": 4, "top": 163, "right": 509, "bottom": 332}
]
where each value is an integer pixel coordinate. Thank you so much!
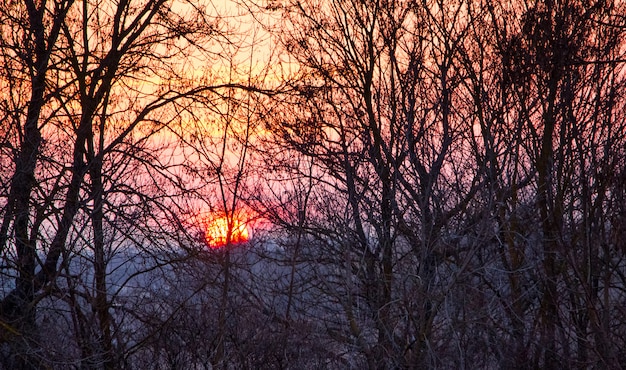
[
  {"left": 481, "top": 0, "right": 626, "bottom": 367},
  {"left": 251, "top": 0, "right": 485, "bottom": 367},
  {"left": 248, "top": 0, "right": 626, "bottom": 368},
  {"left": 0, "top": 0, "right": 254, "bottom": 367}
]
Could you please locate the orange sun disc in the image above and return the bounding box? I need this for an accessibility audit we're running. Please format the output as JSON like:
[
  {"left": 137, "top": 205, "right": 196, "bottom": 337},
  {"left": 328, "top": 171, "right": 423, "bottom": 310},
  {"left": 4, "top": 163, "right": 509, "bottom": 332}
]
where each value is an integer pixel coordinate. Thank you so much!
[{"left": 205, "top": 216, "right": 249, "bottom": 249}]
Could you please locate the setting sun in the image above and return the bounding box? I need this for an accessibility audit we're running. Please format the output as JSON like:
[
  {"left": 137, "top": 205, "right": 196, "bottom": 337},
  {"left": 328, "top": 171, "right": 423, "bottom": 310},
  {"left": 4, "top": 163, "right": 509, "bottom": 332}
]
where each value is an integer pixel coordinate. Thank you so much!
[{"left": 204, "top": 215, "right": 249, "bottom": 249}]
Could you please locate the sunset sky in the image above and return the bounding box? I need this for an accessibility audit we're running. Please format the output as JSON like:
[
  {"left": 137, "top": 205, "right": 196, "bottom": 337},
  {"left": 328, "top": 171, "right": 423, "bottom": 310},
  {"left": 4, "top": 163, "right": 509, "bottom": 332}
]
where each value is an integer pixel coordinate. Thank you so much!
[{"left": 2, "top": 0, "right": 626, "bottom": 368}]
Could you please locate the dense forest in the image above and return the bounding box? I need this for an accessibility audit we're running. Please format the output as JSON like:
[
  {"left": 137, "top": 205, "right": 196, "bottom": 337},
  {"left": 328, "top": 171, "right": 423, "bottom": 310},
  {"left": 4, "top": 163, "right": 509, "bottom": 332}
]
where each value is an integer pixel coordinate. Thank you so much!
[{"left": 1, "top": 0, "right": 626, "bottom": 368}]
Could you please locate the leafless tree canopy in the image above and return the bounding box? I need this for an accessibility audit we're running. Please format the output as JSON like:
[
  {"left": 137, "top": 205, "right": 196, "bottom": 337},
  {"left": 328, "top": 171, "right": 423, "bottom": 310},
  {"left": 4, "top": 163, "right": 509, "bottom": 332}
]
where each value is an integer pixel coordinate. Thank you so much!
[{"left": 1, "top": 0, "right": 625, "bottom": 369}]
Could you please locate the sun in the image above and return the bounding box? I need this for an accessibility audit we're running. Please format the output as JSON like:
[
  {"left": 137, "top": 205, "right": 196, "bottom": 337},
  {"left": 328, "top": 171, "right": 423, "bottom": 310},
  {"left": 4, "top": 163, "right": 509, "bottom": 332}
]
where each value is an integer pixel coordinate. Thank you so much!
[{"left": 204, "top": 215, "right": 249, "bottom": 249}]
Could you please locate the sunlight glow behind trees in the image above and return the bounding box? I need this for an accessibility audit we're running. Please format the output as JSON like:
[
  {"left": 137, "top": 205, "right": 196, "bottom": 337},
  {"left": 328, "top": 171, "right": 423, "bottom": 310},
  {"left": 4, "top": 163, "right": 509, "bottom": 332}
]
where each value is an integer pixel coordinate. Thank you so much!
[{"left": 204, "top": 214, "right": 250, "bottom": 248}]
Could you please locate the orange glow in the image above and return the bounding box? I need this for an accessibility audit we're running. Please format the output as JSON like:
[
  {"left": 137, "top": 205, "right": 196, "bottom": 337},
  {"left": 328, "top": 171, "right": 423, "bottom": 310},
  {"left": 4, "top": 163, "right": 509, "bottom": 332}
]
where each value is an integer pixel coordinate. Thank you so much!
[{"left": 204, "top": 215, "right": 249, "bottom": 249}]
